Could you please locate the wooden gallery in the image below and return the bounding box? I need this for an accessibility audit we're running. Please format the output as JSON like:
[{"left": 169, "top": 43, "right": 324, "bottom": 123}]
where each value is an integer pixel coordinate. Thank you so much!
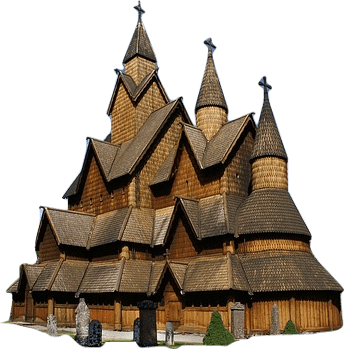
[{"left": 7, "top": 3, "right": 342, "bottom": 335}]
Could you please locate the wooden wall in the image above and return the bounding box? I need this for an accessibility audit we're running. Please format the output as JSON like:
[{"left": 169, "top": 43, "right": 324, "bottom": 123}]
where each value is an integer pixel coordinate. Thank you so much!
[
  {"left": 125, "top": 56, "right": 156, "bottom": 85},
  {"left": 38, "top": 222, "right": 60, "bottom": 262}
]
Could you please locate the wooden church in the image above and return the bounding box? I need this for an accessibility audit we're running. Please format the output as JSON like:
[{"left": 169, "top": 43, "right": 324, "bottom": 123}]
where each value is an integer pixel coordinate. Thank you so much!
[{"left": 7, "top": 2, "right": 342, "bottom": 335}]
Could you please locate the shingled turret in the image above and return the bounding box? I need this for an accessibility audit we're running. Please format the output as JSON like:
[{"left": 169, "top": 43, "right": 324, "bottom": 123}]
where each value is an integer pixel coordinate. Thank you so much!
[
  {"left": 123, "top": 1, "right": 157, "bottom": 84},
  {"left": 195, "top": 38, "right": 228, "bottom": 140},
  {"left": 250, "top": 77, "right": 288, "bottom": 191}
]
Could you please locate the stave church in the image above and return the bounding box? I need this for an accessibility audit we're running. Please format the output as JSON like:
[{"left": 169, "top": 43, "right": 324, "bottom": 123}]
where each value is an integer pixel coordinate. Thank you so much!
[{"left": 7, "top": 2, "right": 342, "bottom": 335}]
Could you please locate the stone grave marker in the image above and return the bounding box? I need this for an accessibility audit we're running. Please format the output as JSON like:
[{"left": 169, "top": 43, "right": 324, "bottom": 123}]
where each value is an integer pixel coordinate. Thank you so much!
[
  {"left": 270, "top": 304, "right": 280, "bottom": 335},
  {"left": 75, "top": 298, "right": 90, "bottom": 346},
  {"left": 137, "top": 300, "right": 158, "bottom": 347},
  {"left": 87, "top": 319, "right": 102, "bottom": 347},
  {"left": 47, "top": 314, "right": 58, "bottom": 337},
  {"left": 133, "top": 318, "right": 140, "bottom": 344},
  {"left": 231, "top": 302, "right": 245, "bottom": 339},
  {"left": 165, "top": 321, "right": 174, "bottom": 346}
]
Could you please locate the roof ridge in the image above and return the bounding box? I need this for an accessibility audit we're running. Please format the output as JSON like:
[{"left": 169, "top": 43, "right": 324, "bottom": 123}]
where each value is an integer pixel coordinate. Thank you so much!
[{"left": 40, "top": 206, "right": 96, "bottom": 217}]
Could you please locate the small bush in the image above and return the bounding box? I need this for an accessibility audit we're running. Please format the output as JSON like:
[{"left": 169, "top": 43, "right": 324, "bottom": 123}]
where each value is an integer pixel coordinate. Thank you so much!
[
  {"left": 203, "top": 311, "right": 235, "bottom": 346},
  {"left": 283, "top": 320, "right": 300, "bottom": 334}
]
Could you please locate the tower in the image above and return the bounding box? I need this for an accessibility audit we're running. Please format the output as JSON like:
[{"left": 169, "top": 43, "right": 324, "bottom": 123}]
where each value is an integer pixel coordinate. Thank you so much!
[
  {"left": 123, "top": 1, "right": 157, "bottom": 83},
  {"left": 195, "top": 38, "right": 228, "bottom": 140},
  {"left": 250, "top": 77, "right": 288, "bottom": 191}
]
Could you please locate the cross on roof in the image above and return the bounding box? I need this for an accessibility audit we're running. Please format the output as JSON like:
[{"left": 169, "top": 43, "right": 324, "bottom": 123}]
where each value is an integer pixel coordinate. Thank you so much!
[
  {"left": 259, "top": 76, "right": 272, "bottom": 93},
  {"left": 134, "top": 1, "right": 145, "bottom": 23},
  {"left": 204, "top": 38, "right": 216, "bottom": 54}
]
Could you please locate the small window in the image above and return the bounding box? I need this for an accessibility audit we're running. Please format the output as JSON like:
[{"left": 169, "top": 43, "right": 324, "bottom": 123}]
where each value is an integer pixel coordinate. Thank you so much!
[{"left": 90, "top": 198, "right": 93, "bottom": 206}]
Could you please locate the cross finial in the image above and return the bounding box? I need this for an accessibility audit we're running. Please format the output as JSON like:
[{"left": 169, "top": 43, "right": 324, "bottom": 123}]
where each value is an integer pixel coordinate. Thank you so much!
[
  {"left": 134, "top": 1, "right": 145, "bottom": 23},
  {"left": 259, "top": 76, "right": 272, "bottom": 94},
  {"left": 204, "top": 38, "right": 216, "bottom": 55}
]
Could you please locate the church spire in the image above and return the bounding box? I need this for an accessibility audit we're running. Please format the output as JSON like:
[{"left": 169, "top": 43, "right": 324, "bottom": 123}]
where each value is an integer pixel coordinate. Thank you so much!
[
  {"left": 123, "top": 1, "right": 157, "bottom": 65},
  {"left": 251, "top": 77, "right": 288, "bottom": 191},
  {"left": 122, "top": 1, "right": 157, "bottom": 85},
  {"left": 250, "top": 77, "right": 288, "bottom": 162},
  {"left": 195, "top": 38, "right": 228, "bottom": 140}
]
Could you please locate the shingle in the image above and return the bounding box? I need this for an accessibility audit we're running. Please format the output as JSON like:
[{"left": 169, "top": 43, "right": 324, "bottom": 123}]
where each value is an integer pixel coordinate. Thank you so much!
[
  {"left": 51, "top": 260, "right": 88, "bottom": 293},
  {"left": 235, "top": 188, "right": 311, "bottom": 237},
  {"left": 7, "top": 279, "right": 19, "bottom": 293},
  {"left": 230, "top": 255, "right": 250, "bottom": 292},
  {"left": 119, "top": 259, "right": 152, "bottom": 293},
  {"left": 121, "top": 208, "right": 155, "bottom": 245},
  {"left": 123, "top": 21, "right": 157, "bottom": 63},
  {"left": 183, "top": 256, "right": 230, "bottom": 292},
  {"left": 195, "top": 47, "right": 227, "bottom": 112},
  {"left": 250, "top": 93, "right": 287, "bottom": 162},
  {"left": 226, "top": 193, "right": 245, "bottom": 234},
  {"left": 47, "top": 208, "right": 94, "bottom": 247},
  {"left": 152, "top": 206, "right": 174, "bottom": 246},
  {"left": 237, "top": 251, "right": 343, "bottom": 292},
  {"left": 179, "top": 198, "right": 200, "bottom": 238},
  {"left": 78, "top": 261, "right": 122, "bottom": 294},
  {"left": 183, "top": 125, "right": 207, "bottom": 167},
  {"left": 24, "top": 264, "right": 45, "bottom": 290},
  {"left": 169, "top": 262, "right": 188, "bottom": 290},
  {"left": 90, "top": 207, "right": 130, "bottom": 248},
  {"left": 203, "top": 115, "right": 250, "bottom": 168},
  {"left": 32, "top": 261, "right": 60, "bottom": 292},
  {"left": 149, "top": 261, "right": 166, "bottom": 294}
]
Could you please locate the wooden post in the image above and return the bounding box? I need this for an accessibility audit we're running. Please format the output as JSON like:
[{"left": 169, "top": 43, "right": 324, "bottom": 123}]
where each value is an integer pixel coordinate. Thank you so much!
[
  {"left": 48, "top": 297, "right": 54, "bottom": 316},
  {"left": 290, "top": 297, "right": 296, "bottom": 325},
  {"left": 114, "top": 300, "right": 122, "bottom": 330},
  {"left": 328, "top": 299, "right": 334, "bottom": 331},
  {"left": 227, "top": 299, "right": 233, "bottom": 332}
]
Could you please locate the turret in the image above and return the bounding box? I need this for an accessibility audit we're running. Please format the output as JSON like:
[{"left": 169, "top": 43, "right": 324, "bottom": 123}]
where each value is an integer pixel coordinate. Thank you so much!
[
  {"left": 250, "top": 77, "right": 288, "bottom": 191},
  {"left": 123, "top": 1, "right": 157, "bottom": 84},
  {"left": 195, "top": 38, "right": 228, "bottom": 140}
]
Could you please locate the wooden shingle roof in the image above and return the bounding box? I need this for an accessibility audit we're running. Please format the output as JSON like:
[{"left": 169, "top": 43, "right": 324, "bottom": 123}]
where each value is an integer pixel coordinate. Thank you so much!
[
  {"left": 123, "top": 16, "right": 156, "bottom": 64},
  {"left": 195, "top": 39, "right": 227, "bottom": 113},
  {"left": 235, "top": 188, "right": 311, "bottom": 237},
  {"left": 237, "top": 250, "right": 343, "bottom": 292},
  {"left": 250, "top": 86, "right": 287, "bottom": 162}
]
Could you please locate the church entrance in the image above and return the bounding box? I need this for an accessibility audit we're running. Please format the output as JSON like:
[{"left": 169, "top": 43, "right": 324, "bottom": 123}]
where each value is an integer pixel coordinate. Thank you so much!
[{"left": 163, "top": 280, "right": 183, "bottom": 327}]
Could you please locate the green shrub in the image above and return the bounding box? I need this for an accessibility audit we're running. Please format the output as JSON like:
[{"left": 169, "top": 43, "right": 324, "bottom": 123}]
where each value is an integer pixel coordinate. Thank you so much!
[
  {"left": 283, "top": 320, "right": 300, "bottom": 334},
  {"left": 203, "top": 311, "right": 235, "bottom": 346}
]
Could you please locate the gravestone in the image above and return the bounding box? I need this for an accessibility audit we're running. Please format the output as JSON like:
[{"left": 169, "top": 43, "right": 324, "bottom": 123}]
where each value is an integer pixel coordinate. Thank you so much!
[
  {"left": 133, "top": 318, "right": 140, "bottom": 344},
  {"left": 270, "top": 304, "right": 280, "bottom": 335},
  {"left": 47, "top": 314, "right": 58, "bottom": 337},
  {"left": 231, "top": 302, "right": 245, "bottom": 339},
  {"left": 87, "top": 319, "right": 102, "bottom": 347},
  {"left": 75, "top": 298, "right": 90, "bottom": 346},
  {"left": 165, "top": 322, "right": 174, "bottom": 346},
  {"left": 137, "top": 300, "right": 158, "bottom": 347}
]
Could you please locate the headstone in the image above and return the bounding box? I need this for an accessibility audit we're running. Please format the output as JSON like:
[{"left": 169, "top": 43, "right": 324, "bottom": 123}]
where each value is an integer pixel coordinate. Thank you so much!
[
  {"left": 137, "top": 300, "right": 158, "bottom": 347},
  {"left": 270, "top": 304, "right": 280, "bottom": 335},
  {"left": 133, "top": 318, "right": 140, "bottom": 344},
  {"left": 231, "top": 302, "right": 245, "bottom": 339},
  {"left": 75, "top": 298, "right": 90, "bottom": 346},
  {"left": 165, "top": 322, "right": 174, "bottom": 346},
  {"left": 87, "top": 319, "right": 102, "bottom": 347},
  {"left": 47, "top": 314, "right": 58, "bottom": 337}
]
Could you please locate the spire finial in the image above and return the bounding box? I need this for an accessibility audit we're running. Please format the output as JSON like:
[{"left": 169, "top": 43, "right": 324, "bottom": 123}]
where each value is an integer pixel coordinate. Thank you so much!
[
  {"left": 204, "top": 38, "right": 216, "bottom": 55},
  {"left": 134, "top": 1, "right": 145, "bottom": 23},
  {"left": 259, "top": 76, "right": 272, "bottom": 98}
]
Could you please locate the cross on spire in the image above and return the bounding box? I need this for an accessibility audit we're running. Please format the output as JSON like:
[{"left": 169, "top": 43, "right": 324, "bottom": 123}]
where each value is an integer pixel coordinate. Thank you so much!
[
  {"left": 204, "top": 38, "right": 216, "bottom": 55},
  {"left": 259, "top": 76, "right": 272, "bottom": 94},
  {"left": 134, "top": 1, "right": 145, "bottom": 23}
]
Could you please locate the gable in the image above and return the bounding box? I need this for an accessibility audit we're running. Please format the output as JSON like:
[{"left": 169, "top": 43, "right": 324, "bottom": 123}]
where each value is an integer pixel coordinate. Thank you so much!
[
  {"left": 37, "top": 220, "right": 60, "bottom": 262},
  {"left": 168, "top": 213, "right": 199, "bottom": 259}
]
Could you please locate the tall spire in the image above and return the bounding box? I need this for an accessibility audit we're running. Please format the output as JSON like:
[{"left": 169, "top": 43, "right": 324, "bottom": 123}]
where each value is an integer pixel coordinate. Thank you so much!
[
  {"left": 250, "top": 77, "right": 287, "bottom": 162},
  {"left": 195, "top": 38, "right": 227, "bottom": 113},
  {"left": 123, "top": 1, "right": 157, "bottom": 64}
]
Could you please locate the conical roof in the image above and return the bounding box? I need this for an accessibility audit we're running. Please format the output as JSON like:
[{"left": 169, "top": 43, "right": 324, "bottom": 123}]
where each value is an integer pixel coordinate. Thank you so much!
[
  {"left": 250, "top": 77, "right": 287, "bottom": 162},
  {"left": 195, "top": 38, "right": 227, "bottom": 113},
  {"left": 123, "top": 2, "right": 157, "bottom": 64}
]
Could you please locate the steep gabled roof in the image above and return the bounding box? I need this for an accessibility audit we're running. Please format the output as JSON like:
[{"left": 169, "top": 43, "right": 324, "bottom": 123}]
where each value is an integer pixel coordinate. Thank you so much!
[
  {"left": 65, "top": 98, "right": 190, "bottom": 199},
  {"left": 107, "top": 70, "right": 169, "bottom": 116},
  {"left": 151, "top": 113, "right": 255, "bottom": 187}
]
